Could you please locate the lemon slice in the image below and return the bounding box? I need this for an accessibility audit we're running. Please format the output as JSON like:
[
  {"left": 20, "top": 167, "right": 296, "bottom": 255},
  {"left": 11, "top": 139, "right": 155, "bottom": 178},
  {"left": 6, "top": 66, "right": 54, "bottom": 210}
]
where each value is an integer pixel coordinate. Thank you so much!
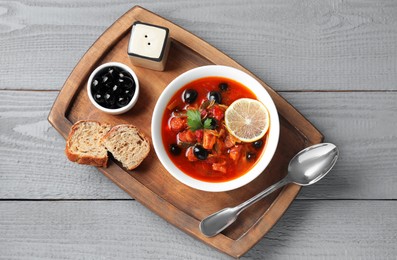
[{"left": 225, "top": 98, "right": 270, "bottom": 142}]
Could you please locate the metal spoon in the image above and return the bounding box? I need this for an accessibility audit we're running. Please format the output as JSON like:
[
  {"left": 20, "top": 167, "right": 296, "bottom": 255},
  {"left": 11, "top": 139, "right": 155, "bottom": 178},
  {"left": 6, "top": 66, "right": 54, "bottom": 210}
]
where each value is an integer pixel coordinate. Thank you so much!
[{"left": 199, "top": 143, "right": 339, "bottom": 237}]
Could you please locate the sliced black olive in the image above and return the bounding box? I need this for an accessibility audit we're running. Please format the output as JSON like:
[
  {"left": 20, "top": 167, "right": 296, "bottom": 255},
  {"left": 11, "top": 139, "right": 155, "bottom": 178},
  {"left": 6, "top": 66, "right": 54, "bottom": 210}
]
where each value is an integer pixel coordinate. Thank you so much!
[
  {"left": 208, "top": 91, "right": 222, "bottom": 103},
  {"left": 252, "top": 139, "right": 263, "bottom": 149},
  {"left": 183, "top": 89, "right": 198, "bottom": 104},
  {"left": 193, "top": 145, "right": 208, "bottom": 160},
  {"left": 169, "top": 144, "right": 182, "bottom": 155},
  {"left": 246, "top": 152, "right": 256, "bottom": 161},
  {"left": 219, "top": 82, "right": 228, "bottom": 91}
]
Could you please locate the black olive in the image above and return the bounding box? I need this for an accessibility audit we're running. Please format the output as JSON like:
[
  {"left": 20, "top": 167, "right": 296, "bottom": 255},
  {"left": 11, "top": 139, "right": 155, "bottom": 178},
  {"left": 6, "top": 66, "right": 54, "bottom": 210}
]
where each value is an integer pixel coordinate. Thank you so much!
[
  {"left": 117, "top": 78, "right": 125, "bottom": 84},
  {"left": 246, "top": 152, "right": 256, "bottom": 161},
  {"left": 93, "top": 92, "right": 104, "bottom": 104},
  {"left": 183, "top": 89, "right": 198, "bottom": 104},
  {"left": 208, "top": 91, "right": 222, "bottom": 103},
  {"left": 116, "top": 95, "right": 130, "bottom": 108},
  {"left": 123, "top": 87, "right": 134, "bottom": 98},
  {"left": 118, "top": 69, "right": 129, "bottom": 79},
  {"left": 105, "top": 67, "right": 116, "bottom": 80},
  {"left": 112, "top": 84, "right": 119, "bottom": 93},
  {"left": 253, "top": 139, "right": 263, "bottom": 149},
  {"left": 92, "top": 79, "right": 99, "bottom": 89},
  {"left": 101, "top": 74, "right": 110, "bottom": 85},
  {"left": 104, "top": 92, "right": 116, "bottom": 108},
  {"left": 112, "top": 66, "right": 120, "bottom": 73},
  {"left": 121, "top": 76, "right": 134, "bottom": 86},
  {"left": 219, "top": 82, "right": 228, "bottom": 91},
  {"left": 169, "top": 144, "right": 182, "bottom": 156},
  {"left": 193, "top": 145, "right": 208, "bottom": 160},
  {"left": 91, "top": 82, "right": 101, "bottom": 95}
]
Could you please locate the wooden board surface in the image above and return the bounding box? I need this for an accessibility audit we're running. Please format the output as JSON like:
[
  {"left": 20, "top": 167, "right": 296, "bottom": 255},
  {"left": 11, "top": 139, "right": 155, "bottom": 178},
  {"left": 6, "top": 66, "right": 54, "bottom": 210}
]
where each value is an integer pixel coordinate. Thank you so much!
[
  {"left": 47, "top": 6, "right": 324, "bottom": 257},
  {"left": 1, "top": 0, "right": 396, "bottom": 259}
]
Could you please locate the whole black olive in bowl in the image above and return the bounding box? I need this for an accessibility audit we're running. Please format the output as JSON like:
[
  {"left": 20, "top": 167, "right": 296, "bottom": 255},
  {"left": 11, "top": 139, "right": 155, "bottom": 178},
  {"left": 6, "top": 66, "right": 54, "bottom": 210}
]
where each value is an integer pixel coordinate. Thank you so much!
[{"left": 87, "top": 62, "right": 139, "bottom": 115}]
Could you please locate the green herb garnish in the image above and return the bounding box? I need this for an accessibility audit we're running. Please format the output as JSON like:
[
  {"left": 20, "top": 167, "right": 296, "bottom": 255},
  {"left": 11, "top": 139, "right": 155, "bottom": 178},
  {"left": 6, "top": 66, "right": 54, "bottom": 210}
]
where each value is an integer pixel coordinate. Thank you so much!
[
  {"left": 187, "top": 109, "right": 214, "bottom": 130},
  {"left": 187, "top": 110, "right": 202, "bottom": 130},
  {"left": 203, "top": 118, "right": 213, "bottom": 129}
]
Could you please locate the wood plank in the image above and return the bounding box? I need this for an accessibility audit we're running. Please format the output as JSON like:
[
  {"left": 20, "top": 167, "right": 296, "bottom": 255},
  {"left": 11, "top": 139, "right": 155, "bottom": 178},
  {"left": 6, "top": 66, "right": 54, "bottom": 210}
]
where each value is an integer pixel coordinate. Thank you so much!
[
  {"left": 0, "top": 91, "right": 130, "bottom": 199},
  {"left": 0, "top": 0, "right": 396, "bottom": 91},
  {"left": 281, "top": 91, "right": 397, "bottom": 200},
  {"left": 0, "top": 1, "right": 395, "bottom": 259},
  {"left": 0, "top": 200, "right": 395, "bottom": 259},
  {"left": 1, "top": 90, "right": 396, "bottom": 199}
]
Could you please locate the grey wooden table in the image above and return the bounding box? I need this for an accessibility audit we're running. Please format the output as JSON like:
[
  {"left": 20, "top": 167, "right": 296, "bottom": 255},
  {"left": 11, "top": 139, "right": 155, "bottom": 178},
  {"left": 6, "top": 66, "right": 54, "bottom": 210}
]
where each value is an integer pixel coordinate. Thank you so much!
[{"left": 1, "top": 1, "right": 396, "bottom": 259}]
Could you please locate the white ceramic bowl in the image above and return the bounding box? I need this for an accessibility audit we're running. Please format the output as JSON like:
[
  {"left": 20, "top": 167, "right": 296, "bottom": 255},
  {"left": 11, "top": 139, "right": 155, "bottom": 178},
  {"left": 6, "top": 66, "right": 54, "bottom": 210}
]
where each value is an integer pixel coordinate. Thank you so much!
[
  {"left": 87, "top": 62, "right": 139, "bottom": 115},
  {"left": 151, "top": 65, "right": 279, "bottom": 192}
]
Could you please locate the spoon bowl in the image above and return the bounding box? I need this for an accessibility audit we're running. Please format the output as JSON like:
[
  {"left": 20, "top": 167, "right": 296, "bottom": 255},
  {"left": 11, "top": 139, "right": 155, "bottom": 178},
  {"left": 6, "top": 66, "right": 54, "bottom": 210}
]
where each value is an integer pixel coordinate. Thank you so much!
[
  {"left": 288, "top": 143, "right": 339, "bottom": 186},
  {"left": 199, "top": 143, "right": 339, "bottom": 237}
]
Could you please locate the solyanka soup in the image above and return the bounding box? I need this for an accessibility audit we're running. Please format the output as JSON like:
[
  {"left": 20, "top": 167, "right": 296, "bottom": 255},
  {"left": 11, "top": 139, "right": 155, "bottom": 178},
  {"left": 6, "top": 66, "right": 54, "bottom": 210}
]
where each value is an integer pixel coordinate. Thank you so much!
[{"left": 161, "top": 76, "right": 268, "bottom": 183}]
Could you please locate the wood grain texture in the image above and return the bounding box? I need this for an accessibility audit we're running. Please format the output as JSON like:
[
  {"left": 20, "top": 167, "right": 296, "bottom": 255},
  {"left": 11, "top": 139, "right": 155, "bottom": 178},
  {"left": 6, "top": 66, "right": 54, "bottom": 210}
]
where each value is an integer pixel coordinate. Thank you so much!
[
  {"left": 282, "top": 91, "right": 397, "bottom": 199},
  {"left": 0, "top": 91, "right": 130, "bottom": 199},
  {"left": 1, "top": 90, "right": 396, "bottom": 200},
  {"left": 1, "top": 1, "right": 396, "bottom": 258},
  {"left": 0, "top": 200, "right": 395, "bottom": 259},
  {"left": 0, "top": 0, "right": 396, "bottom": 91}
]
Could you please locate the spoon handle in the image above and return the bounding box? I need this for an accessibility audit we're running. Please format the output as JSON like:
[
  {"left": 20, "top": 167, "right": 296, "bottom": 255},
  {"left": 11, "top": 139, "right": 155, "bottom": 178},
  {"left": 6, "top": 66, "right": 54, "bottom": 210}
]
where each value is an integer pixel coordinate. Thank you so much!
[
  {"left": 199, "top": 176, "right": 291, "bottom": 237},
  {"left": 236, "top": 177, "right": 290, "bottom": 215}
]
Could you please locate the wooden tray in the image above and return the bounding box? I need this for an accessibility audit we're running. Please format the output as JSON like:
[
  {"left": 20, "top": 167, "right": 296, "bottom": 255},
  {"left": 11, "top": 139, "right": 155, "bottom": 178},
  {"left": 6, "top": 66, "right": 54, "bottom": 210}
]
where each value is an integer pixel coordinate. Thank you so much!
[{"left": 48, "top": 6, "right": 323, "bottom": 258}]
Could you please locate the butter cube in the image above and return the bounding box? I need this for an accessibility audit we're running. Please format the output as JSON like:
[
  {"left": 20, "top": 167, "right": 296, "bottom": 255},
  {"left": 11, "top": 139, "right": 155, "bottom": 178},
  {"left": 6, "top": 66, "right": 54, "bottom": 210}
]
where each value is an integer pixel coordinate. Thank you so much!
[{"left": 127, "top": 21, "right": 171, "bottom": 71}]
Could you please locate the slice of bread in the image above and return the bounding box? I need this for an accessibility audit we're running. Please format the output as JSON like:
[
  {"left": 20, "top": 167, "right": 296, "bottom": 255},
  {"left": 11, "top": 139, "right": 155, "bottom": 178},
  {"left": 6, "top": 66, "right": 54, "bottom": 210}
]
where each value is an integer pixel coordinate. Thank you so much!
[
  {"left": 101, "top": 124, "right": 150, "bottom": 170},
  {"left": 65, "top": 120, "right": 111, "bottom": 167}
]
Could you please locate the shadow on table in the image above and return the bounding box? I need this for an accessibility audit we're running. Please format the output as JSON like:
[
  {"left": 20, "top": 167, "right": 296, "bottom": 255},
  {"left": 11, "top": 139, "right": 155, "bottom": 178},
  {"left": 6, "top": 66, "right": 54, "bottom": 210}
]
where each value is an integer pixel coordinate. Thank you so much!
[{"left": 242, "top": 199, "right": 316, "bottom": 259}]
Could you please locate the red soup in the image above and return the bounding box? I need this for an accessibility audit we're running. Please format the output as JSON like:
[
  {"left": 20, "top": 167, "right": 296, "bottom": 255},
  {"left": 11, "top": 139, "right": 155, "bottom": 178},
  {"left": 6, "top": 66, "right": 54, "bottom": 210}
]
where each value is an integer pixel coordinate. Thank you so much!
[{"left": 161, "top": 77, "right": 266, "bottom": 182}]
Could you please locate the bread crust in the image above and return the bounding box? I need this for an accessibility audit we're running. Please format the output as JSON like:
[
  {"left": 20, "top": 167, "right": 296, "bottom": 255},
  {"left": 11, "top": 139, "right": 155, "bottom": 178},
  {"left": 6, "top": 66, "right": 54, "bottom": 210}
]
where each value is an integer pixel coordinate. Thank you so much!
[{"left": 65, "top": 120, "right": 111, "bottom": 167}]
